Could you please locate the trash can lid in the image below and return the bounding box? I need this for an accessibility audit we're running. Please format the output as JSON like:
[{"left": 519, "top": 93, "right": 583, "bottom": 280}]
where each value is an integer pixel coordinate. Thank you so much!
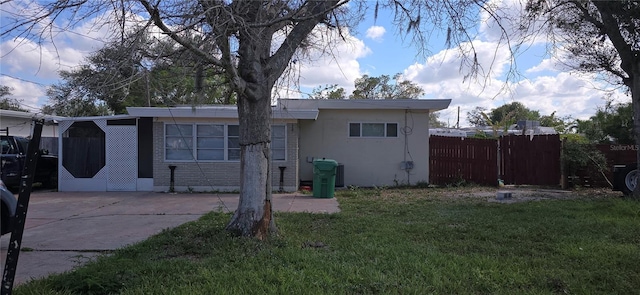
[{"left": 313, "top": 159, "right": 338, "bottom": 170}]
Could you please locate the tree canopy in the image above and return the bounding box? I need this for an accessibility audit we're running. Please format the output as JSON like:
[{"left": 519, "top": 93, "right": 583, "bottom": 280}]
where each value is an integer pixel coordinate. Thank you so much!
[
  {"left": 467, "top": 102, "right": 540, "bottom": 127},
  {"left": 466, "top": 102, "right": 574, "bottom": 134},
  {"left": 576, "top": 101, "right": 634, "bottom": 144},
  {"left": 42, "top": 31, "right": 235, "bottom": 116},
  {"left": 310, "top": 73, "right": 425, "bottom": 100},
  {"left": 350, "top": 74, "right": 425, "bottom": 99}
]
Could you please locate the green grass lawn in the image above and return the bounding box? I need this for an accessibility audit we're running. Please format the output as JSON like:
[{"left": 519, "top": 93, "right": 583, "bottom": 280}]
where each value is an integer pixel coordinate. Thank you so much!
[{"left": 15, "top": 187, "right": 640, "bottom": 295}]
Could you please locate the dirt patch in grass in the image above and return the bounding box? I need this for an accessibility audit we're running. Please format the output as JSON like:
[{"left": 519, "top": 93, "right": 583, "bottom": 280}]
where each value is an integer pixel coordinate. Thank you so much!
[
  {"left": 489, "top": 186, "right": 622, "bottom": 203},
  {"left": 343, "top": 186, "right": 624, "bottom": 205}
]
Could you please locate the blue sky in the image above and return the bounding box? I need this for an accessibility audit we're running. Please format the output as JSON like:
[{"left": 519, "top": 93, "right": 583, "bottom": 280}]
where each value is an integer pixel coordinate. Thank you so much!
[{"left": 0, "top": 0, "right": 629, "bottom": 127}]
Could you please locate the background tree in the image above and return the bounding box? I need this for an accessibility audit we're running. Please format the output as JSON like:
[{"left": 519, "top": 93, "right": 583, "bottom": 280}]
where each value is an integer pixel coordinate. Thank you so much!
[
  {"left": 350, "top": 73, "right": 424, "bottom": 99},
  {"left": 42, "top": 80, "right": 112, "bottom": 117},
  {"left": 576, "top": 101, "right": 633, "bottom": 144},
  {"left": 488, "top": 102, "right": 540, "bottom": 126},
  {"left": 429, "top": 113, "right": 447, "bottom": 128},
  {"left": 561, "top": 133, "right": 610, "bottom": 187},
  {"left": 0, "top": 85, "right": 27, "bottom": 112},
  {"left": 309, "top": 84, "right": 346, "bottom": 99},
  {"left": 43, "top": 31, "right": 234, "bottom": 115},
  {"left": 466, "top": 106, "right": 489, "bottom": 126},
  {"left": 311, "top": 74, "right": 425, "bottom": 100},
  {"left": 467, "top": 102, "right": 576, "bottom": 137},
  {"left": 467, "top": 102, "right": 539, "bottom": 128},
  {"left": 539, "top": 112, "right": 575, "bottom": 134}
]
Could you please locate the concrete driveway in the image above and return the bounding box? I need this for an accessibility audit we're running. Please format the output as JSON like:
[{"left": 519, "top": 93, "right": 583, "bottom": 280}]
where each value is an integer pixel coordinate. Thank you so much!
[{"left": 1, "top": 190, "right": 340, "bottom": 285}]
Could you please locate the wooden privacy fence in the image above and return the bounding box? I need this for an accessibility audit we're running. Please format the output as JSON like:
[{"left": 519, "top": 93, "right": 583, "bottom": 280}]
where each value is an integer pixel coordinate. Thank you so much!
[
  {"left": 500, "top": 134, "right": 561, "bottom": 185},
  {"left": 429, "top": 136, "right": 498, "bottom": 186},
  {"left": 429, "top": 134, "right": 561, "bottom": 186}
]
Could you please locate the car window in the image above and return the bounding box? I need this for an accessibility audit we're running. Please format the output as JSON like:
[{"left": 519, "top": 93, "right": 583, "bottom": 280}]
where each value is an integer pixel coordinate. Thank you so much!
[
  {"left": 16, "top": 137, "right": 29, "bottom": 154},
  {"left": 1, "top": 138, "right": 15, "bottom": 154}
]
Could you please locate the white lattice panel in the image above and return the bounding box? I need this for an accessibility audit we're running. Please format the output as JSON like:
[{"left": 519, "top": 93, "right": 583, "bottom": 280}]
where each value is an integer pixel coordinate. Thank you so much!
[
  {"left": 107, "top": 125, "right": 137, "bottom": 191},
  {"left": 94, "top": 119, "right": 107, "bottom": 131},
  {"left": 59, "top": 121, "right": 73, "bottom": 133}
]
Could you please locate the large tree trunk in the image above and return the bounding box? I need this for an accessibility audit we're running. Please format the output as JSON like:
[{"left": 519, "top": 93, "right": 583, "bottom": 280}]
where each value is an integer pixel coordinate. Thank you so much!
[
  {"left": 631, "top": 59, "right": 640, "bottom": 199},
  {"left": 225, "top": 86, "right": 277, "bottom": 239},
  {"left": 221, "top": 1, "right": 337, "bottom": 238}
]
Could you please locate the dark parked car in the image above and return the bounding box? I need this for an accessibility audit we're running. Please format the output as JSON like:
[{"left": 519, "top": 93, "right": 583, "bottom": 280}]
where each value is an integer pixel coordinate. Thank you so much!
[
  {"left": 612, "top": 163, "right": 638, "bottom": 195},
  {"left": 1, "top": 135, "right": 58, "bottom": 188},
  {"left": 1, "top": 179, "right": 16, "bottom": 235}
]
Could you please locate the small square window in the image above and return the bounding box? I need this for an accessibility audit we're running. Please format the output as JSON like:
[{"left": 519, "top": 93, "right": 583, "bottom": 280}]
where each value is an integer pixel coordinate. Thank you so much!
[
  {"left": 349, "top": 123, "right": 360, "bottom": 137},
  {"left": 387, "top": 123, "right": 398, "bottom": 137}
]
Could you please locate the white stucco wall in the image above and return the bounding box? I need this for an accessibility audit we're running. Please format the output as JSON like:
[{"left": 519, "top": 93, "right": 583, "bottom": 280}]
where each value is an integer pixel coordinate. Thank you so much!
[{"left": 298, "top": 109, "right": 430, "bottom": 187}]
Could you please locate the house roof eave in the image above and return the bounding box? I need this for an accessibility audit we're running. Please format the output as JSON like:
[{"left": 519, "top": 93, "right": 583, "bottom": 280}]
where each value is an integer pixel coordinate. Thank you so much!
[
  {"left": 277, "top": 98, "right": 452, "bottom": 111},
  {"left": 126, "top": 106, "right": 319, "bottom": 120}
]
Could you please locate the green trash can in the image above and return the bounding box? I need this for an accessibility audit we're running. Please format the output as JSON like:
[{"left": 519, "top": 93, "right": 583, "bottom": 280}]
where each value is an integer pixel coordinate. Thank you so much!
[{"left": 313, "top": 159, "right": 338, "bottom": 198}]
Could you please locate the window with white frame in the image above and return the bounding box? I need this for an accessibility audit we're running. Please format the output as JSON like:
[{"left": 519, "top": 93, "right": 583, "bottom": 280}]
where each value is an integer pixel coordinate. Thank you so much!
[
  {"left": 165, "top": 124, "right": 194, "bottom": 160},
  {"left": 196, "top": 124, "right": 224, "bottom": 160},
  {"left": 349, "top": 123, "right": 398, "bottom": 137},
  {"left": 165, "top": 123, "right": 287, "bottom": 161}
]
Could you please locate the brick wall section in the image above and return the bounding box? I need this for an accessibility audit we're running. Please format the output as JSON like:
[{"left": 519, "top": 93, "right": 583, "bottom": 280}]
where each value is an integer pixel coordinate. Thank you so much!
[{"left": 152, "top": 122, "right": 299, "bottom": 192}]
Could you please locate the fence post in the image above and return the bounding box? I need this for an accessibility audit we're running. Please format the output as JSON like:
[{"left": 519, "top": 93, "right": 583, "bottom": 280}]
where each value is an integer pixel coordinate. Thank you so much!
[
  {"left": 497, "top": 137, "right": 502, "bottom": 186},
  {"left": 560, "top": 137, "right": 567, "bottom": 189}
]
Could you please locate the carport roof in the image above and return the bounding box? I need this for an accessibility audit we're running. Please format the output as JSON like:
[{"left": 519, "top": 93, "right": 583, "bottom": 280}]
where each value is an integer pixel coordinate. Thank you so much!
[{"left": 0, "top": 109, "right": 65, "bottom": 123}]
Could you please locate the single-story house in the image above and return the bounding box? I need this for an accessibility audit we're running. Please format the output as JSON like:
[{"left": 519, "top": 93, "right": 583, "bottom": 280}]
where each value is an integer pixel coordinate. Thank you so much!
[
  {"left": 57, "top": 98, "right": 451, "bottom": 192},
  {"left": 0, "top": 109, "right": 64, "bottom": 154}
]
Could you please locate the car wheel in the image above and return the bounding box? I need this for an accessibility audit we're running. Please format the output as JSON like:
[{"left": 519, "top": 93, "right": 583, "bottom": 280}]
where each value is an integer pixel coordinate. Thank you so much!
[
  {"left": 622, "top": 168, "right": 639, "bottom": 195},
  {"left": 1, "top": 203, "right": 10, "bottom": 235}
]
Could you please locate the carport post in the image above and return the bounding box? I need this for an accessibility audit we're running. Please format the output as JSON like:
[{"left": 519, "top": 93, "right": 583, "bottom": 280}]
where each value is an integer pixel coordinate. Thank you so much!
[{"left": 2, "top": 120, "right": 43, "bottom": 295}]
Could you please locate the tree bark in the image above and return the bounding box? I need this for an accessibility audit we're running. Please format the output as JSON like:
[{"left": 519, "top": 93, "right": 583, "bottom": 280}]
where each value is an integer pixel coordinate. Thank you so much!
[
  {"left": 222, "top": 1, "right": 339, "bottom": 238},
  {"left": 631, "top": 58, "right": 640, "bottom": 199},
  {"left": 225, "top": 83, "right": 277, "bottom": 239}
]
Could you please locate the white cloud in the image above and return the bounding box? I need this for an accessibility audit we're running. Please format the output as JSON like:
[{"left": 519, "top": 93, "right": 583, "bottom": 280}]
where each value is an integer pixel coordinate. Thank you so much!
[
  {"left": 365, "top": 26, "right": 386, "bottom": 42},
  {"left": 280, "top": 27, "right": 371, "bottom": 97},
  {"left": 404, "top": 40, "right": 513, "bottom": 85},
  {"left": 401, "top": 41, "right": 629, "bottom": 127},
  {"left": 525, "top": 58, "right": 558, "bottom": 74}
]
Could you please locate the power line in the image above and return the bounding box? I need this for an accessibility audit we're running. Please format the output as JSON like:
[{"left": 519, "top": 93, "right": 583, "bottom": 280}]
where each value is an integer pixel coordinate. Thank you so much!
[
  {"left": 0, "top": 8, "right": 108, "bottom": 44},
  {"left": 0, "top": 73, "right": 49, "bottom": 87}
]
